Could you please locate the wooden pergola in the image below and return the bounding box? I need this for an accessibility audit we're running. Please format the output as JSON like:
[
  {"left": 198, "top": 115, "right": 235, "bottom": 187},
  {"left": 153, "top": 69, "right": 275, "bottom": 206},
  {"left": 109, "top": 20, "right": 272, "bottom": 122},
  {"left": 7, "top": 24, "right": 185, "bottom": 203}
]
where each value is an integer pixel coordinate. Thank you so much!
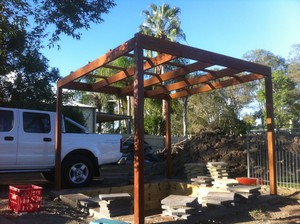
[{"left": 55, "top": 33, "right": 276, "bottom": 224}]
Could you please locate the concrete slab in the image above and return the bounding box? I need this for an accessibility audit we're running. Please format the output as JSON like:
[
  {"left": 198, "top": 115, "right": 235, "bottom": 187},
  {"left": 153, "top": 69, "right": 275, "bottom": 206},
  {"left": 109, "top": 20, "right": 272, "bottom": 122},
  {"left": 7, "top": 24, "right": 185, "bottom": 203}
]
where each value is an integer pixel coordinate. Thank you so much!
[
  {"left": 59, "top": 193, "right": 90, "bottom": 208},
  {"left": 79, "top": 196, "right": 100, "bottom": 213}
]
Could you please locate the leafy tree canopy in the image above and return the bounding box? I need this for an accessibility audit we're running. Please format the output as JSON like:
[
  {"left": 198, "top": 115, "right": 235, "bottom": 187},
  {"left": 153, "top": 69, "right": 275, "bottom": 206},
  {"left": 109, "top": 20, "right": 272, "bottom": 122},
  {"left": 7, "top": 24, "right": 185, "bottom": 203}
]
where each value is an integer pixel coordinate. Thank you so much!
[
  {"left": 2, "top": 0, "right": 116, "bottom": 47},
  {"left": 257, "top": 70, "right": 300, "bottom": 128},
  {"left": 245, "top": 47, "right": 300, "bottom": 129},
  {"left": 287, "top": 44, "right": 300, "bottom": 85},
  {"left": 1, "top": 0, "right": 115, "bottom": 108},
  {"left": 243, "top": 49, "right": 286, "bottom": 72},
  {"left": 139, "top": 3, "right": 185, "bottom": 42}
]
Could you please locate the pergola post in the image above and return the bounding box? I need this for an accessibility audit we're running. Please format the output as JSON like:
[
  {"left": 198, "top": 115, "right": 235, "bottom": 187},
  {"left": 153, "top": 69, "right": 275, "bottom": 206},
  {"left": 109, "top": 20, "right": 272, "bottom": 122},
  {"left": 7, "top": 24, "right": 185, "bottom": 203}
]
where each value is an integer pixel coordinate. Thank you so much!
[
  {"left": 265, "top": 74, "right": 277, "bottom": 195},
  {"left": 55, "top": 86, "right": 63, "bottom": 190},
  {"left": 165, "top": 99, "right": 172, "bottom": 178},
  {"left": 133, "top": 35, "right": 145, "bottom": 224}
]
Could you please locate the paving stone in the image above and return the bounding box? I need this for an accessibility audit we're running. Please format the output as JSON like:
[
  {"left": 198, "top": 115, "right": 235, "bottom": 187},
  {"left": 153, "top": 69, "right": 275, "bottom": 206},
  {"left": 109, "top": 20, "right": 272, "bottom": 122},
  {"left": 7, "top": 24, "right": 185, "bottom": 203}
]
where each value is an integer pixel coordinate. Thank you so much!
[
  {"left": 59, "top": 193, "right": 90, "bottom": 208},
  {"left": 78, "top": 197, "right": 100, "bottom": 213},
  {"left": 99, "top": 193, "right": 131, "bottom": 201}
]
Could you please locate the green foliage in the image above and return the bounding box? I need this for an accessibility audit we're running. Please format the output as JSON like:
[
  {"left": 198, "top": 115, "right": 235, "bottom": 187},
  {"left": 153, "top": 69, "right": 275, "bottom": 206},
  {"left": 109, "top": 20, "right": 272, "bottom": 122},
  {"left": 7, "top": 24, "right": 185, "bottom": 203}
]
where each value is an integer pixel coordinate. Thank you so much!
[
  {"left": 144, "top": 98, "right": 165, "bottom": 135},
  {"left": 1, "top": 0, "right": 115, "bottom": 109},
  {"left": 0, "top": 57, "right": 60, "bottom": 106},
  {"left": 242, "top": 114, "right": 256, "bottom": 129},
  {"left": 170, "top": 99, "right": 184, "bottom": 136},
  {"left": 287, "top": 44, "right": 300, "bottom": 87},
  {"left": 2, "top": 0, "right": 116, "bottom": 48},
  {"left": 62, "top": 106, "right": 87, "bottom": 133},
  {"left": 244, "top": 47, "right": 300, "bottom": 129},
  {"left": 139, "top": 3, "right": 185, "bottom": 42},
  {"left": 187, "top": 89, "right": 252, "bottom": 135},
  {"left": 257, "top": 71, "right": 300, "bottom": 128},
  {"left": 244, "top": 49, "right": 287, "bottom": 71},
  {"left": 139, "top": 3, "right": 186, "bottom": 136}
]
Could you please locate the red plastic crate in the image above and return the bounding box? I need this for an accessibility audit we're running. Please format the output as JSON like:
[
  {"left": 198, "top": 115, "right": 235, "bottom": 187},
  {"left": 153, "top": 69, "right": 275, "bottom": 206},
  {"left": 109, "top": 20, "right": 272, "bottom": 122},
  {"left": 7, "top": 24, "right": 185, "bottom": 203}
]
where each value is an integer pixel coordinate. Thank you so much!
[
  {"left": 8, "top": 185, "right": 43, "bottom": 213},
  {"left": 236, "top": 177, "right": 264, "bottom": 185}
]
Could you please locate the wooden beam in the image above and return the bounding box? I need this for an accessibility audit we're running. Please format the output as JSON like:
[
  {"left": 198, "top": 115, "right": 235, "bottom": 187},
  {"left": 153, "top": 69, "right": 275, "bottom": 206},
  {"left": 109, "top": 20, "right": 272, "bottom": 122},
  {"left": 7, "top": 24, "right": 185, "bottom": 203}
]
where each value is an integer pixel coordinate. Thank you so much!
[
  {"left": 91, "top": 53, "right": 177, "bottom": 91},
  {"left": 169, "top": 73, "right": 264, "bottom": 99},
  {"left": 133, "top": 34, "right": 145, "bottom": 224},
  {"left": 265, "top": 74, "right": 277, "bottom": 195},
  {"left": 55, "top": 87, "right": 63, "bottom": 190},
  {"left": 57, "top": 37, "right": 136, "bottom": 88},
  {"left": 136, "top": 33, "right": 270, "bottom": 75},
  {"left": 165, "top": 99, "right": 172, "bottom": 178},
  {"left": 145, "top": 68, "right": 242, "bottom": 98},
  {"left": 64, "top": 82, "right": 121, "bottom": 95},
  {"left": 121, "top": 61, "right": 212, "bottom": 95}
]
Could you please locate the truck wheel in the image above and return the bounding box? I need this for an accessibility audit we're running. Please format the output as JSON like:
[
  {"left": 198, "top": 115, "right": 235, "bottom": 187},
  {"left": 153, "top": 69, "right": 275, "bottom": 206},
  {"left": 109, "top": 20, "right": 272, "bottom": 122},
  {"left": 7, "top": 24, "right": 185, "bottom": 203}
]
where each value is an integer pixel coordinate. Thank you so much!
[
  {"left": 40, "top": 172, "right": 55, "bottom": 182},
  {"left": 62, "top": 155, "right": 94, "bottom": 188}
]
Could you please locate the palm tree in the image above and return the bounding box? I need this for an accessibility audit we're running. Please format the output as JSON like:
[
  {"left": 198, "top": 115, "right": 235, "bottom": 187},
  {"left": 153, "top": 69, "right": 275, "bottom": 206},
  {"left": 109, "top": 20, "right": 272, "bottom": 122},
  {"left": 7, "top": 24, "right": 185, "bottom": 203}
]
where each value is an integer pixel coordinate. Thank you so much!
[
  {"left": 139, "top": 3, "right": 185, "bottom": 42},
  {"left": 139, "top": 3, "right": 187, "bottom": 135}
]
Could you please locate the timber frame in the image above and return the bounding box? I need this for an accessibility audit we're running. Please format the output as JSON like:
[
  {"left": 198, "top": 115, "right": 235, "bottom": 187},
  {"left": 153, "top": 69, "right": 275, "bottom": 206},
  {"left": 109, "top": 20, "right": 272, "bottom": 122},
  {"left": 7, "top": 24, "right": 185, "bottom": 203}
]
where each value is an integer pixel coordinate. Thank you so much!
[{"left": 55, "top": 33, "right": 276, "bottom": 224}]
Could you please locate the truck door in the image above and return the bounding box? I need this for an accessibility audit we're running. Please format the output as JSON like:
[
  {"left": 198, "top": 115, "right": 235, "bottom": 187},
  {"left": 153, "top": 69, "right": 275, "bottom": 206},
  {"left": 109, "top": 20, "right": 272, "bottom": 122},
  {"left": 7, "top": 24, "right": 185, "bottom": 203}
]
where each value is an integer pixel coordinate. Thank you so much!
[
  {"left": 18, "top": 111, "right": 54, "bottom": 167},
  {"left": 0, "top": 109, "right": 18, "bottom": 166}
]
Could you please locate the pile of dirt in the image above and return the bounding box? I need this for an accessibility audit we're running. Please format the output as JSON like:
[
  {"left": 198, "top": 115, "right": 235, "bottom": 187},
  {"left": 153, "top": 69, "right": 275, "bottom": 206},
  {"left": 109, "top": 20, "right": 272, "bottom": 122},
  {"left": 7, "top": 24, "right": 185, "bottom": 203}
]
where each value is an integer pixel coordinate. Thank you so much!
[{"left": 171, "top": 129, "right": 248, "bottom": 179}]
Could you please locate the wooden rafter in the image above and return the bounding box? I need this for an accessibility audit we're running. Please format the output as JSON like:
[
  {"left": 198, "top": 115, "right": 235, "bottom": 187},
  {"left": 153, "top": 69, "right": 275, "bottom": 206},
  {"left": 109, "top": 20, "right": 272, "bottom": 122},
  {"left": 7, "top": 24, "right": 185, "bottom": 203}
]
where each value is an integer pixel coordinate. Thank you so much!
[
  {"left": 169, "top": 73, "right": 265, "bottom": 99},
  {"left": 63, "top": 82, "right": 121, "bottom": 95},
  {"left": 120, "top": 61, "right": 212, "bottom": 95},
  {"left": 145, "top": 68, "right": 242, "bottom": 98},
  {"left": 91, "top": 53, "right": 177, "bottom": 91}
]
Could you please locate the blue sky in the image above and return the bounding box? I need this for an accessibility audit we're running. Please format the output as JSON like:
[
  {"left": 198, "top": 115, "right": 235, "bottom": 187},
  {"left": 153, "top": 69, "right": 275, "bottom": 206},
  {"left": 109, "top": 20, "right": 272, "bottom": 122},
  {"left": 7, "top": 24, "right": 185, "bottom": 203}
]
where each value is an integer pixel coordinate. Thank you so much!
[{"left": 41, "top": 0, "right": 300, "bottom": 77}]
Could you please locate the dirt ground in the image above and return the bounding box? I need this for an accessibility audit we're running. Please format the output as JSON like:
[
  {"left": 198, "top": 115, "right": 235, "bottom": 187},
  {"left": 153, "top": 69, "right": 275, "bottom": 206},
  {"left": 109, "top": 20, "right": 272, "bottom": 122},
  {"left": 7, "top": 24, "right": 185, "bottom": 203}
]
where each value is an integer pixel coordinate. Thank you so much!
[{"left": 1, "top": 169, "right": 300, "bottom": 224}]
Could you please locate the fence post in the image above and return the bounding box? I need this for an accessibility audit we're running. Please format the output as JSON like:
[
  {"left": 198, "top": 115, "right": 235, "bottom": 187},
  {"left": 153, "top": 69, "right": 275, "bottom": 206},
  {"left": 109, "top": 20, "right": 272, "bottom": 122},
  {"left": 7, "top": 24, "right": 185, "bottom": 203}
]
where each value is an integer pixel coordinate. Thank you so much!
[{"left": 246, "top": 131, "right": 250, "bottom": 178}]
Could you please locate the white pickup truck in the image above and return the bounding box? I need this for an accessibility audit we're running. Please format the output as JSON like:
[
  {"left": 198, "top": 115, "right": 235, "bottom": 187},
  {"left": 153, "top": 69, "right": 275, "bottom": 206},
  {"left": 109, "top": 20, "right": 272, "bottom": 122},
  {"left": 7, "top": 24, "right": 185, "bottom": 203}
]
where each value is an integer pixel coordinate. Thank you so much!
[{"left": 0, "top": 107, "right": 124, "bottom": 188}]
